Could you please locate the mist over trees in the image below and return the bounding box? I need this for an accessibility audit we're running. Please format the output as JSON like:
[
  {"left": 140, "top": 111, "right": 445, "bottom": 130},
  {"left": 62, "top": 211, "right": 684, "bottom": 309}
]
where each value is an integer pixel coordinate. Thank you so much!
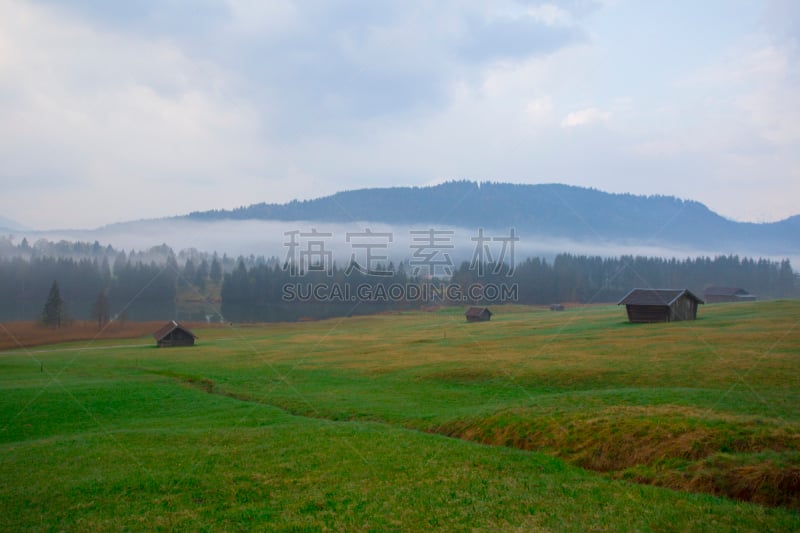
[
  {"left": 0, "top": 236, "right": 797, "bottom": 323},
  {"left": 0, "top": 238, "right": 184, "bottom": 322}
]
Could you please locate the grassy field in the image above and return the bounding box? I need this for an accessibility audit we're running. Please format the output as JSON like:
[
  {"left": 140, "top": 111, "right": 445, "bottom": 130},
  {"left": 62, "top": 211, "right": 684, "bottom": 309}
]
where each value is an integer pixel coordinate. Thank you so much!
[{"left": 1, "top": 301, "right": 799, "bottom": 530}]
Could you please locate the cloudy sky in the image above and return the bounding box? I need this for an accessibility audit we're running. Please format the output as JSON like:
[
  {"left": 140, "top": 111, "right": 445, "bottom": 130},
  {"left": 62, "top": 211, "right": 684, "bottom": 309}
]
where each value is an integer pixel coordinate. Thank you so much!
[{"left": 1, "top": 0, "right": 798, "bottom": 230}]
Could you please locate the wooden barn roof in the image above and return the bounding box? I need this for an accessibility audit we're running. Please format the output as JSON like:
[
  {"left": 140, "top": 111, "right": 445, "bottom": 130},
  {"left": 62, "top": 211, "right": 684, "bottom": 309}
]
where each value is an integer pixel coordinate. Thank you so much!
[
  {"left": 617, "top": 289, "right": 704, "bottom": 306},
  {"left": 703, "top": 287, "right": 750, "bottom": 297},
  {"left": 153, "top": 320, "right": 197, "bottom": 341}
]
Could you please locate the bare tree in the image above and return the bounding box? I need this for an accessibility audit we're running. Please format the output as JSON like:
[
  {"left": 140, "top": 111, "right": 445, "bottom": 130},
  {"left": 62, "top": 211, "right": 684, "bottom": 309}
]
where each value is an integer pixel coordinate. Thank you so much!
[{"left": 90, "top": 290, "right": 110, "bottom": 329}]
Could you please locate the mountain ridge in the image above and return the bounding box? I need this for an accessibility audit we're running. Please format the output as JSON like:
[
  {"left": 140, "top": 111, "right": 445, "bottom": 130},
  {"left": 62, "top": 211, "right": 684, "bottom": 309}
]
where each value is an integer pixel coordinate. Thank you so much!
[
  {"left": 184, "top": 181, "right": 798, "bottom": 253},
  {"left": 0, "top": 215, "right": 29, "bottom": 232}
]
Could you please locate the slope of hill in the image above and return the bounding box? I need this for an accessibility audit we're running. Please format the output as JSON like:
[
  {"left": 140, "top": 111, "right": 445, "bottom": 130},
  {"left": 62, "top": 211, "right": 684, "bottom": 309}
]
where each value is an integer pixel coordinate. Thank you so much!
[
  {"left": 0, "top": 215, "right": 28, "bottom": 232},
  {"left": 186, "top": 181, "right": 799, "bottom": 252}
]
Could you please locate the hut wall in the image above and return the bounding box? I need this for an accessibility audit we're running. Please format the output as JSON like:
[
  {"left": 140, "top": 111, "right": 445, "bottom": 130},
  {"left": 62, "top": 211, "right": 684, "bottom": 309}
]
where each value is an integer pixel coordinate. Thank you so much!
[
  {"left": 669, "top": 295, "right": 698, "bottom": 321},
  {"left": 158, "top": 329, "right": 195, "bottom": 347},
  {"left": 466, "top": 312, "right": 490, "bottom": 322},
  {"left": 626, "top": 305, "right": 670, "bottom": 323}
]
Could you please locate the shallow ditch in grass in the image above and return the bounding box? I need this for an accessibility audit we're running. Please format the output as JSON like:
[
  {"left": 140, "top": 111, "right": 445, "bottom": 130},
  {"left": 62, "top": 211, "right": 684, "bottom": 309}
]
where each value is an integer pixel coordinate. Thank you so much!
[
  {"left": 147, "top": 368, "right": 800, "bottom": 511},
  {"left": 431, "top": 406, "right": 800, "bottom": 511}
]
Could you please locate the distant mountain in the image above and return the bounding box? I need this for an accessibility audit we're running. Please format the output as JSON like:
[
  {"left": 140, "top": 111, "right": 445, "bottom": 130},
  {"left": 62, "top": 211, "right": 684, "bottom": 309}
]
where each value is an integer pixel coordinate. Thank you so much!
[
  {"left": 0, "top": 215, "right": 28, "bottom": 232},
  {"left": 186, "top": 181, "right": 799, "bottom": 254}
]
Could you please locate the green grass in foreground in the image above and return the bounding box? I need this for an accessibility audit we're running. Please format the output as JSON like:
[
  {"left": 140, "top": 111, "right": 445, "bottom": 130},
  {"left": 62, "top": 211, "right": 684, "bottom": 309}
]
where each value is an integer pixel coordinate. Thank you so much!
[{"left": 1, "top": 300, "right": 799, "bottom": 530}]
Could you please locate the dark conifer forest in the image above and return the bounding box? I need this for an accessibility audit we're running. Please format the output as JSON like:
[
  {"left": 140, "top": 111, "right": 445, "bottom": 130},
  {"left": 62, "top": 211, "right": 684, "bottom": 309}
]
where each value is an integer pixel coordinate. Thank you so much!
[{"left": 0, "top": 236, "right": 795, "bottom": 323}]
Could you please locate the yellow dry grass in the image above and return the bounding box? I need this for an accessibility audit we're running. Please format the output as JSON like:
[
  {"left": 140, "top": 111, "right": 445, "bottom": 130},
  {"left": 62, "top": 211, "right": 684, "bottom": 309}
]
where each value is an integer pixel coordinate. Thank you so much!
[
  {"left": 0, "top": 320, "right": 222, "bottom": 351},
  {"left": 221, "top": 302, "right": 800, "bottom": 391}
]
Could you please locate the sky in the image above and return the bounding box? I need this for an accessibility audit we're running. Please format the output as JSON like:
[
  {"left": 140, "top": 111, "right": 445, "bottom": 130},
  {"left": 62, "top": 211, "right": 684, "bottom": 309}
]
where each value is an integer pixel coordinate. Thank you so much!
[{"left": 0, "top": 0, "right": 798, "bottom": 230}]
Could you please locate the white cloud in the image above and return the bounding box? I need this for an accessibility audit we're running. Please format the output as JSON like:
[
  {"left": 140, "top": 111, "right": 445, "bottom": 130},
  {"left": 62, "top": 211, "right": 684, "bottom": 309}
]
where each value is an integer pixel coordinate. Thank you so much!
[
  {"left": 525, "top": 96, "right": 555, "bottom": 122},
  {"left": 624, "top": 31, "right": 800, "bottom": 222},
  {"left": 0, "top": 1, "right": 273, "bottom": 228},
  {"left": 733, "top": 46, "right": 800, "bottom": 145},
  {"left": 526, "top": 4, "right": 574, "bottom": 27},
  {"left": 0, "top": 0, "right": 597, "bottom": 229},
  {"left": 224, "top": 0, "right": 300, "bottom": 36},
  {"left": 0, "top": 0, "right": 798, "bottom": 232},
  {"left": 560, "top": 107, "right": 611, "bottom": 128}
]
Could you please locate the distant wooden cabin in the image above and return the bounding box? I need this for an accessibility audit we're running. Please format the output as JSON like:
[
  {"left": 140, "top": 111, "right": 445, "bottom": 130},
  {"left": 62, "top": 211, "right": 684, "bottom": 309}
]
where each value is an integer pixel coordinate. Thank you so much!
[
  {"left": 153, "top": 320, "right": 197, "bottom": 347},
  {"left": 618, "top": 289, "right": 704, "bottom": 323},
  {"left": 703, "top": 287, "right": 756, "bottom": 303},
  {"left": 465, "top": 307, "right": 492, "bottom": 322}
]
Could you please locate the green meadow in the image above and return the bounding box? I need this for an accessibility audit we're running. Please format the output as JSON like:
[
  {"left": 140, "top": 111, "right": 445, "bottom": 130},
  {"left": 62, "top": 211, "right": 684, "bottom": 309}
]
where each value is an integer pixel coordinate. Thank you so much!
[{"left": 2, "top": 301, "right": 799, "bottom": 531}]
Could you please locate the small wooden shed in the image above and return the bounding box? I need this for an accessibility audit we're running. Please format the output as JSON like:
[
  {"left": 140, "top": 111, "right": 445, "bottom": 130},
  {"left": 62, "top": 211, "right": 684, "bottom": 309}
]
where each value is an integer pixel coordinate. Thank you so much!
[
  {"left": 617, "top": 289, "right": 704, "bottom": 323},
  {"left": 153, "top": 320, "right": 197, "bottom": 347},
  {"left": 465, "top": 306, "right": 492, "bottom": 323},
  {"left": 703, "top": 287, "right": 756, "bottom": 303}
]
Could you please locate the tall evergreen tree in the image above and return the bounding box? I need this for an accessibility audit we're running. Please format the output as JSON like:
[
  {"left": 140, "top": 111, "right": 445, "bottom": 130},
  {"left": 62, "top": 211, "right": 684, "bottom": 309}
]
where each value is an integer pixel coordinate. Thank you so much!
[
  {"left": 195, "top": 259, "right": 209, "bottom": 291},
  {"left": 181, "top": 258, "right": 196, "bottom": 288},
  {"left": 210, "top": 255, "right": 223, "bottom": 284},
  {"left": 41, "top": 280, "right": 65, "bottom": 328}
]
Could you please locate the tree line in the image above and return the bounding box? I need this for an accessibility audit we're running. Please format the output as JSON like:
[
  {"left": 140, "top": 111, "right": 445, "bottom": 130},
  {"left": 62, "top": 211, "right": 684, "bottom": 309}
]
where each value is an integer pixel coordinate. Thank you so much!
[
  {"left": 0, "top": 239, "right": 225, "bottom": 323},
  {"left": 0, "top": 236, "right": 796, "bottom": 324},
  {"left": 222, "top": 253, "right": 798, "bottom": 322},
  {"left": 0, "top": 255, "right": 177, "bottom": 322},
  {"left": 457, "top": 254, "right": 797, "bottom": 305}
]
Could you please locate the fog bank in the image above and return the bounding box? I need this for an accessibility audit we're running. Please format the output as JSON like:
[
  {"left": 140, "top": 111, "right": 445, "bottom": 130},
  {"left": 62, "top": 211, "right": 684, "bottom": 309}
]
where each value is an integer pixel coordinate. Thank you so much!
[{"left": 5, "top": 218, "right": 798, "bottom": 268}]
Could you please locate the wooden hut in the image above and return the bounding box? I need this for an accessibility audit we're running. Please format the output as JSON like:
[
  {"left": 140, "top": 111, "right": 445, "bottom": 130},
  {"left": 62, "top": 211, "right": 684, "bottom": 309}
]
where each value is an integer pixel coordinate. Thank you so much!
[
  {"left": 703, "top": 287, "right": 756, "bottom": 303},
  {"left": 153, "top": 320, "right": 197, "bottom": 347},
  {"left": 465, "top": 306, "right": 492, "bottom": 323},
  {"left": 617, "top": 289, "right": 704, "bottom": 323}
]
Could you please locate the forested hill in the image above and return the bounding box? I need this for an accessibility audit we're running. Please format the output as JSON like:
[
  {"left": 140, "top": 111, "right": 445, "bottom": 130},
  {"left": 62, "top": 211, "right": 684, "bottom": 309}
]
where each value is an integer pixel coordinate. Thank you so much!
[{"left": 187, "top": 181, "right": 799, "bottom": 252}]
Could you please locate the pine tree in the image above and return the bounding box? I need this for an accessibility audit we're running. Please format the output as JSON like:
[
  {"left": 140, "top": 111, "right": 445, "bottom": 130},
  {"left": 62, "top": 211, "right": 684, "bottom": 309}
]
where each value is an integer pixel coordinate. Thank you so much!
[
  {"left": 181, "top": 258, "right": 196, "bottom": 288},
  {"left": 778, "top": 259, "right": 796, "bottom": 297},
  {"left": 210, "top": 255, "right": 223, "bottom": 284},
  {"left": 41, "top": 280, "right": 65, "bottom": 328},
  {"left": 195, "top": 259, "right": 209, "bottom": 291}
]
